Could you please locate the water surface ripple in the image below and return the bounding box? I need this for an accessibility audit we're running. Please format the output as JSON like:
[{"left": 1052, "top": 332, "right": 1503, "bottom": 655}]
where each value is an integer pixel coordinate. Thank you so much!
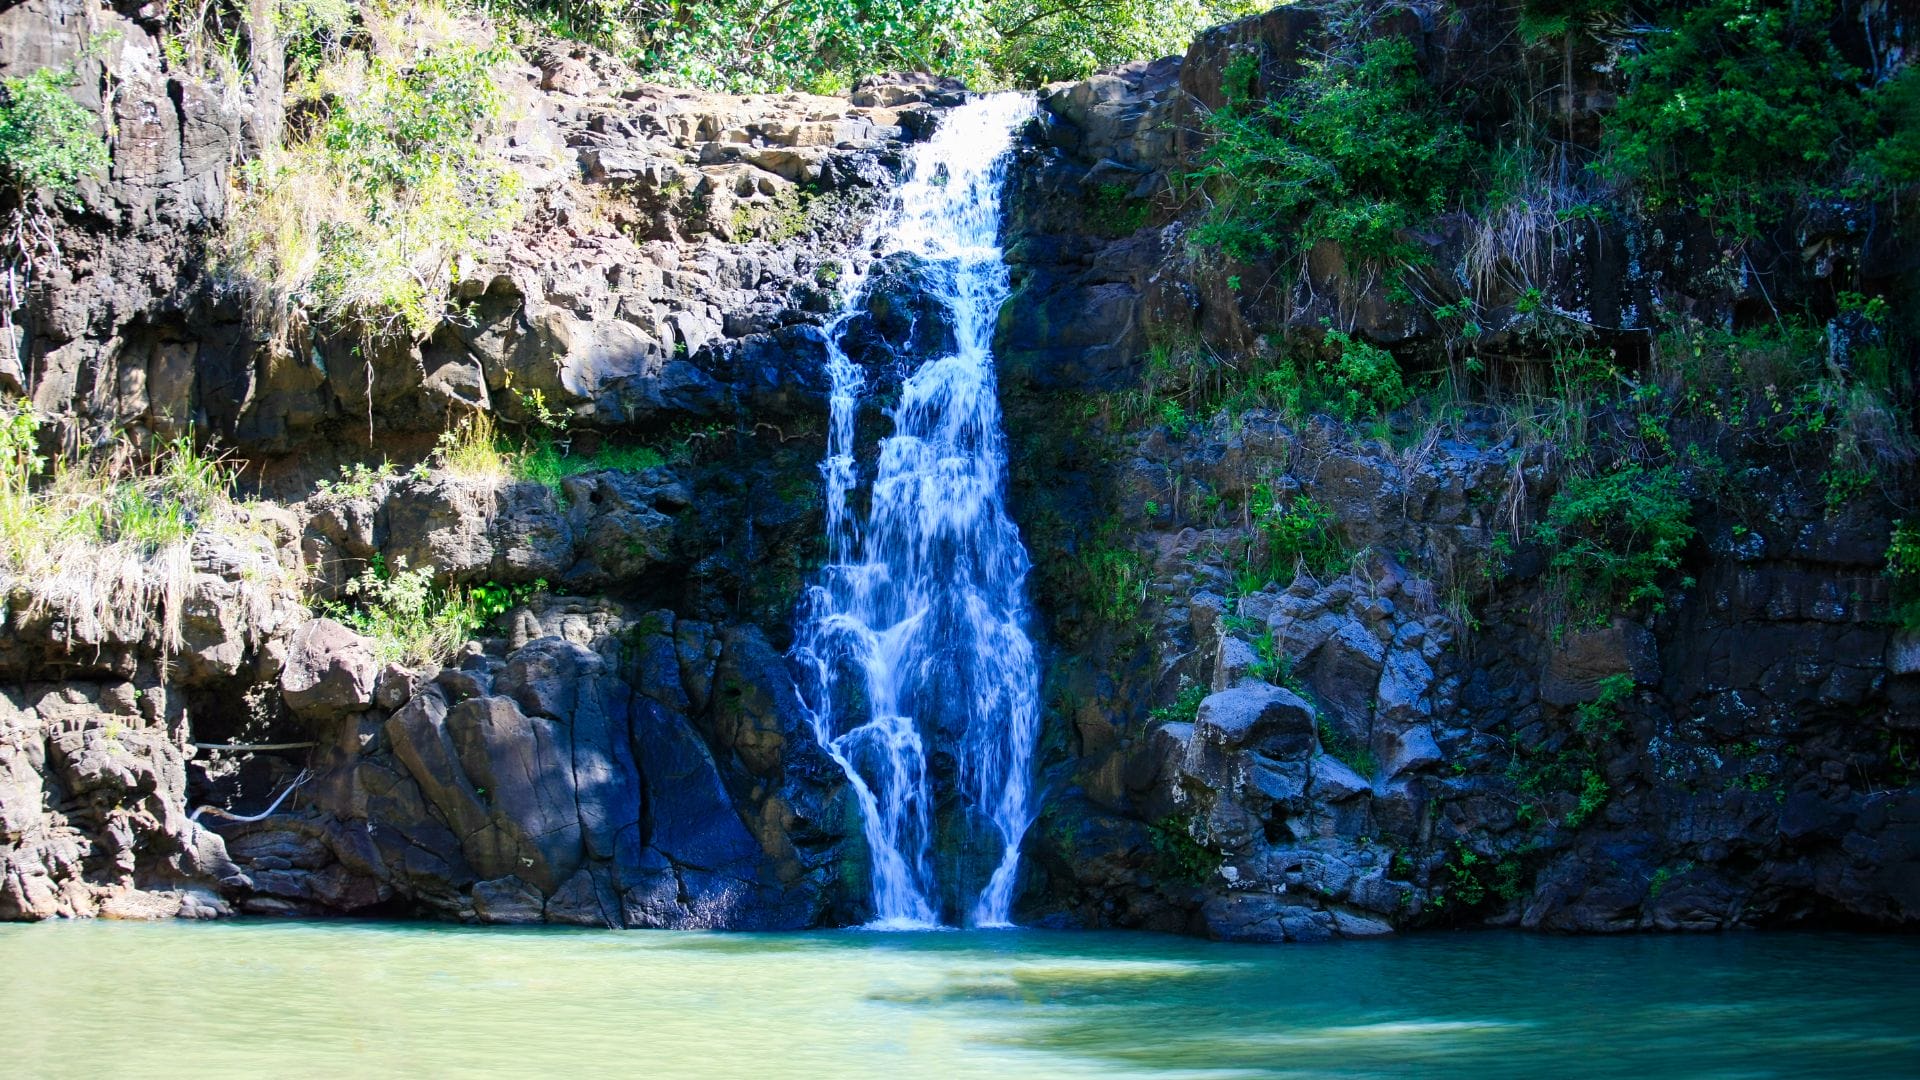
[{"left": 3, "top": 922, "right": 1915, "bottom": 1079}]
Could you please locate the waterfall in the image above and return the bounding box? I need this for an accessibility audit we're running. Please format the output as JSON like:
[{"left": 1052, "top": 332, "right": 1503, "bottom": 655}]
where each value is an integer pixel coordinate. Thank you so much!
[{"left": 791, "top": 93, "right": 1042, "bottom": 929}]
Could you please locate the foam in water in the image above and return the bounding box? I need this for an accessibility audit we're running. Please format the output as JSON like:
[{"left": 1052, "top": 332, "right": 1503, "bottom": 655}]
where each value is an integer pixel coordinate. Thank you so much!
[{"left": 791, "top": 93, "right": 1041, "bottom": 929}]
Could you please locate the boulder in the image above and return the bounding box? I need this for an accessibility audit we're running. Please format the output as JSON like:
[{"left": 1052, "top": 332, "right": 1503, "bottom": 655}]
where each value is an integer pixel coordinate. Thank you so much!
[
  {"left": 471, "top": 876, "right": 546, "bottom": 924},
  {"left": 280, "top": 619, "right": 378, "bottom": 720},
  {"left": 1184, "top": 684, "right": 1317, "bottom": 790}
]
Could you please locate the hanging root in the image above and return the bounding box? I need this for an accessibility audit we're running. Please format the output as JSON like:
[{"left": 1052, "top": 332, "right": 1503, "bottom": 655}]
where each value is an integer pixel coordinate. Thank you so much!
[{"left": 190, "top": 768, "right": 313, "bottom": 824}]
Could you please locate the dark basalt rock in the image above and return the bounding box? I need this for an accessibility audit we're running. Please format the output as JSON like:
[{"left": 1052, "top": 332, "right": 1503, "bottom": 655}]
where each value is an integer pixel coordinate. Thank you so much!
[{"left": 2, "top": 0, "right": 1915, "bottom": 940}]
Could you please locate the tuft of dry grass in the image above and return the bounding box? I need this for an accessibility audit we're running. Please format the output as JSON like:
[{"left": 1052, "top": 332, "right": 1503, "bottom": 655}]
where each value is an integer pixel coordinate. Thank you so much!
[{"left": 0, "top": 407, "right": 305, "bottom": 668}]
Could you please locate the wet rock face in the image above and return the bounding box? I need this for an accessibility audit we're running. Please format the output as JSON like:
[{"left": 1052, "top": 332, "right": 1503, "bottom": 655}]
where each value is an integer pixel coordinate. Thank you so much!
[
  {"left": 0, "top": 4, "right": 909, "bottom": 918},
  {"left": 1011, "top": 395, "right": 1919, "bottom": 937},
  {"left": 204, "top": 597, "right": 858, "bottom": 927}
]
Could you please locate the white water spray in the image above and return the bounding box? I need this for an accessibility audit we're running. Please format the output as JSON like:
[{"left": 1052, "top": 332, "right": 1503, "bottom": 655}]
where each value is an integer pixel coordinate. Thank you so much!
[{"left": 791, "top": 94, "right": 1041, "bottom": 929}]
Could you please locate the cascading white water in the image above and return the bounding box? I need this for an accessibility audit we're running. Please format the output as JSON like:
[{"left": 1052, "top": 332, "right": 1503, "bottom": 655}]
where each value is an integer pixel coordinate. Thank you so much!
[{"left": 791, "top": 93, "right": 1041, "bottom": 929}]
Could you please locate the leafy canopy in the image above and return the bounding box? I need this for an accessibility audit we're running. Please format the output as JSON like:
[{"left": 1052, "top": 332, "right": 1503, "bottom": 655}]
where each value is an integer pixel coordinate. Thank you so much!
[
  {"left": 495, "top": 0, "right": 1262, "bottom": 90},
  {"left": 1601, "top": 0, "right": 1912, "bottom": 238}
]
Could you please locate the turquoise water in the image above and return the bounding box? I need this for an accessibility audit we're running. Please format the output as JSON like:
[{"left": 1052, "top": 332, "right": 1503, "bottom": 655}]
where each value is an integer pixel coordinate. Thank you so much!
[{"left": 1, "top": 922, "right": 1915, "bottom": 1078}]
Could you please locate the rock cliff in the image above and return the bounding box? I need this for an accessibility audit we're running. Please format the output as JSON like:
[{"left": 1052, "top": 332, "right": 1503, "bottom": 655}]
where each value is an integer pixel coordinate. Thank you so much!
[
  {"left": 2, "top": 0, "right": 1916, "bottom": 936},
  {"left": 997, "top": 2, "right": 1920, "bottom": 937}
]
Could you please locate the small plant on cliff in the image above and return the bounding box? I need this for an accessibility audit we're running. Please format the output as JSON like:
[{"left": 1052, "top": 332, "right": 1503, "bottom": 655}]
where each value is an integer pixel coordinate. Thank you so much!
[
  {"left": 1316, "top": 717, "right": 1376, "bottom": 778},
  {"left": 1, "top": 66, "right": 109, "bottom": 332},
  {"left": 1246, "top": 627, "right": 1304, "bottom": 693},
  {"left": 1574, "top": 673, "right": 1635, "bottom": 740},
  {"left": 1081, "top": 536, "right": 1150, "bottom": 627},
  {"left": 1147, "top": 815, "right": 1216, "bottom": 886},
  {"left": 1441, "top": 844, "right": 1489, "bottom": 908},
  {"left": 1249, "top": 485, "right": 1346, "bottom": 582},
  {"left": 1191, "top": 37, "right": 1475, "bottom": 268},
  {"left": 0, "top": 67, "right": 108, "bottom": 199},
  {"left": 1888, "top": 520, "right": 1920, "bottom": 632},
  {"left": 314, "top": 459, "right": 400, "bottom": 501},
  {"left": 226, "top": 25, "right": 522, "bottom": 339},
  {"left": 1081, "top": 182, "right": 1150, "bottom": 237},
  {"left": 327, "top": 554, "right": 487, "bottom": 666},
  {"left": 1149, "top": 679, "right": 1207, "bottom": 725},
  {"left": 1536, "top": 461, "right": 1696, "bottom": 627},
  {"left": 1560, "top": 767, "right": 1611, "bottom": 828}
]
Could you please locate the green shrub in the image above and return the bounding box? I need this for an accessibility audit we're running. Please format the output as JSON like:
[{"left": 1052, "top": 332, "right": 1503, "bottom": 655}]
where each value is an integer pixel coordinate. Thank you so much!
[
  {"left": 1537, "top": 462, "right": 1696, "bottom": 625},
  {"left": 1191, "top": 37, "right": 1475, "bottom": 267},
  {"left": 326, "top": 554, "right": 540, "bottom": 667},
  {"left": 1601, "top": 0, "right": 1901, "bottom": 238},
  {"left": 1081, "top": 182, "right": 1151, "bottom": 237},
  {"left": 1574, "top": 672, "right": 1635, "bottom": 739},
  {"left": 1442, "top": 843, "right": 1488, "bottom": 907},
  {"left": 0, "top": 67, "right": 108, "bottom": 198},
  {"left": 314, "top": 459, "right": 401, "bottom": 501},
  {"left": 328, "top": 556, "right": 480, "bottom": 666},
  {"left": 1318, "top": 327, "right": 1410, "bottom": 422},
  {"left": 1249, "top": 485, "right": 1346, "bottom": 581},
  {"left": 1561, "top": 767, "right": 1610, "bottom": 828},
  {"left": 1146, "top": 815, "right": 1216, "bottom": 885},
  {"left": 276, "top": 0, "right": 358, "bottom": 82}
]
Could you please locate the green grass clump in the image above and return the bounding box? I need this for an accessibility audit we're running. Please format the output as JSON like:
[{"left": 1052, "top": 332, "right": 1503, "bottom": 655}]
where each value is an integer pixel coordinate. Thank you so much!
[
  {"left": 431, "top": 411, "right": 667, "bottom": 497},
  {"left": 1083, "top": 539, "right": 1150, "bottom": 626},
  {"left": 517, "top": 439, "right": 666, "bottom": 491},
  {"left": 1317, "top": 717, "right": 1377, "bottom": 778},
  {"left": 0, "top": 406, "right": 300, "bottom": 658}
]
